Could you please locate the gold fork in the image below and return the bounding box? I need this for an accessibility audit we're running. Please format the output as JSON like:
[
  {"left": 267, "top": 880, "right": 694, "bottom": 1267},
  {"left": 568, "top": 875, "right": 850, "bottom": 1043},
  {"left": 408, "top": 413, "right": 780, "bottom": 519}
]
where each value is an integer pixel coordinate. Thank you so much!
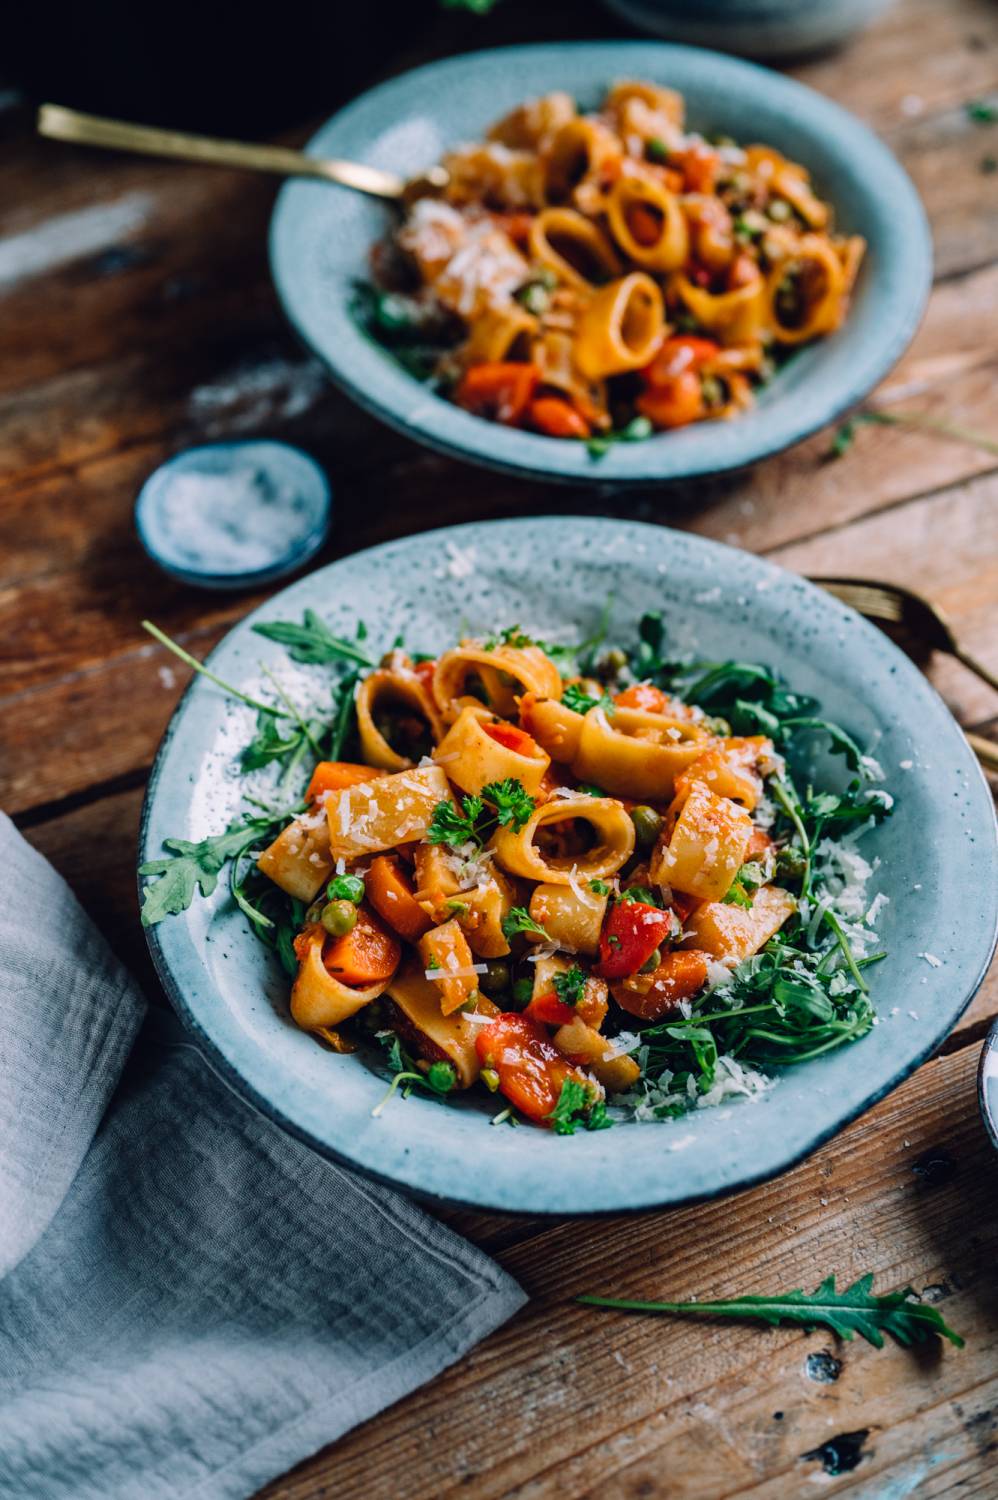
[{"left": 813, "top": 577, "right": 998, "bottom": 774}]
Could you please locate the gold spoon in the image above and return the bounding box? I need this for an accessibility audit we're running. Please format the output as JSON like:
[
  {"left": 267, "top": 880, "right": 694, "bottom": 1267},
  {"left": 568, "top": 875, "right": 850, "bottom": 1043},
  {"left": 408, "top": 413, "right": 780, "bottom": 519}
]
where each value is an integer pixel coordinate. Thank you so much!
[
  {"left": 36, "top": 103, "right": 449, "bottom": 202},
  {"left": 813, "top": 577, "right": 998, "bottom": 774}
]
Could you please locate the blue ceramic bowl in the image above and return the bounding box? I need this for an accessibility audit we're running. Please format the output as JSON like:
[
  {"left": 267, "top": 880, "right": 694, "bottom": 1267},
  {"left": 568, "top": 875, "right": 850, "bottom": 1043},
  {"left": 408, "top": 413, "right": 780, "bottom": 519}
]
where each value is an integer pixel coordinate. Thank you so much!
[
  {"left": 600, "top": 0, "right": 893, "bottom": 61},
  {"left": 135, "top": 440, "right": 332, "bottom": 591},
  {"left": 139, "top": 518, "right": 998, "bottom": 1214},
  {"left": 269, "top": 41, "right": 931, "bottom": 486}
]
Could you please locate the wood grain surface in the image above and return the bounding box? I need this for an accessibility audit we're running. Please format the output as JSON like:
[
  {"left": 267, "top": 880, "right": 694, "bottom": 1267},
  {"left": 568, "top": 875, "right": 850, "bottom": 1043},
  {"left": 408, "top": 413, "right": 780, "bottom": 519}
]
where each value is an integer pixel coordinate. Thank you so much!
[{"left": 2, "top": 1, "right": 996, "bottom": 1495}]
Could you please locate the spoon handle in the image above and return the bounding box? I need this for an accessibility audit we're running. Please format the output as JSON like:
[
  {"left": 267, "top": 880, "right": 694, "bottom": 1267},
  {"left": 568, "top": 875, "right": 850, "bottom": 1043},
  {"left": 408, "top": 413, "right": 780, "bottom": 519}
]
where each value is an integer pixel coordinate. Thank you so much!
[
  {"left": 954, "top": 647, "right": 998, "bottom": 697},
  {"left": 966, "top": 732, "right": 998, "bottom": 774},
  {"left": 37, "top": 103, "right": 405, "bottom": 200}
]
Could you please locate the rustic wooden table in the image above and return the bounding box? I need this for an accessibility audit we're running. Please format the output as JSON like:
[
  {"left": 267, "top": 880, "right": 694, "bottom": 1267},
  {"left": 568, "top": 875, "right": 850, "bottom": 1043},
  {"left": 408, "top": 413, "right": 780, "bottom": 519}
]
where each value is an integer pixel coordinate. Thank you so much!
[{"left": 3, "top": 1, "right": 997, "bottom": 1494}]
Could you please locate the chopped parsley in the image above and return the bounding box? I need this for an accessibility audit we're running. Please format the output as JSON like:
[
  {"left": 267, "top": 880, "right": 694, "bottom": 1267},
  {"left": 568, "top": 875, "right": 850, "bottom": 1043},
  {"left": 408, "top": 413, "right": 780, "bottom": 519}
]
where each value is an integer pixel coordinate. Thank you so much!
[
  {"left": 562, "top": 682, "right": 615, "bottom": 716},
  {"left": 553, "top": 965, "right": 587, "bottom": 1007},
  {"left": 501, "top": 907, "right": 551, "bottom": 942}
]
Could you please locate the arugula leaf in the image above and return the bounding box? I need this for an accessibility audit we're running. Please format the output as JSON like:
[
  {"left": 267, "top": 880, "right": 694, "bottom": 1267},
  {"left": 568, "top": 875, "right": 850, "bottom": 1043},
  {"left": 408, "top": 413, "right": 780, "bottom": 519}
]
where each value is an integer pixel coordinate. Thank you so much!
[
  {"left": 502, "top": 907, "right": 551, "bottom": 942},
  {"left": 966, "top": 99, "right": 998, "bottom": 124},
  {"left": 780, "top": 716, "right": 864, "bottom": 770},
  {"left": 562, "top": 682, "right": 615, "bottom": 716},
  {"left": 139, "top": 824, "right": 261, "bottom": 926},
  {"left": 241, "top": 710, "right": 316, "bottom": 771},
  {"left": 554, "top": 965, "right": 587, "bottom": 1007},
  {"left": 371, "top": 1034, "right": 458, "bottom": 1116},
  {"left": 577, "top": 1273, "right": 963, "bottom": 1350},
  {"left": 252, "top": 609, "right": 373, "bottom": 667}
]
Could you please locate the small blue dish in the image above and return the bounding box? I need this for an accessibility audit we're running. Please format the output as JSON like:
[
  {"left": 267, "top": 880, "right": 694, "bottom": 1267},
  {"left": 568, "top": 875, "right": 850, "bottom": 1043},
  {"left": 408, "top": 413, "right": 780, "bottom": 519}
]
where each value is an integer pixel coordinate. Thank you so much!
[
  {"left": 599, "top": 0, "right": 893, "bottom": 61},
  {"left": 139, "top": 518, "right": 998, "bottom": 1215},
  {"left": 269, "top": 41, "right": 931, "bottom": 487},
  {"left": 135, "top": 440, "right": 332, "bottom": 591},
  {"left": 979, "top": 1020, "right": 998, "bottom": 1153}
]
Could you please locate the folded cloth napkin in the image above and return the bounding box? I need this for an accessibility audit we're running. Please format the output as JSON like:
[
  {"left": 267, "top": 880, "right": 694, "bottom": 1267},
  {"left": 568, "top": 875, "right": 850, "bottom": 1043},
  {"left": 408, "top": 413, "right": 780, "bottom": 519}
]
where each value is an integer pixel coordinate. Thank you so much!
[{"left": 0, "top": 813, "right": 525, "bottom": 1500}]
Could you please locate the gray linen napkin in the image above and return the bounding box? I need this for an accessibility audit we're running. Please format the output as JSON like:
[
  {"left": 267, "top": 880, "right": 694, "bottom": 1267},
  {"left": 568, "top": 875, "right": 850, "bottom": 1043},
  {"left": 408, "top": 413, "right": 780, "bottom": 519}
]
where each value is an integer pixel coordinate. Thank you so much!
[{"left": 0, "top": 813, "right": 525, "bottom": 1500}]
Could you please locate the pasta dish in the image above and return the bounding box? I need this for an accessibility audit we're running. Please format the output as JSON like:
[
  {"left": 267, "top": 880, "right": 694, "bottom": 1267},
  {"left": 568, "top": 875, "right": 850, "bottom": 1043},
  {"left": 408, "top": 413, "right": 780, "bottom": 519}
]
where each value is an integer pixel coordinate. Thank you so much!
[
  {"left": 141, "top": 609, "right": 892, "bottom": 1135},
  {"left": 357, "top": 81, "right": 865, "bottom": 450}
]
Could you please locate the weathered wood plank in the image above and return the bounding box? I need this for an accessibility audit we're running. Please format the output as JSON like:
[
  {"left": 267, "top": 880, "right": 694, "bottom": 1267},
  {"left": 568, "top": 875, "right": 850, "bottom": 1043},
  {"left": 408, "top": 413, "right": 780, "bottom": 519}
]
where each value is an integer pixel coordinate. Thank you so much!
[{"left": 255, "top": 1041, "right": 997, "bottom": 1500}]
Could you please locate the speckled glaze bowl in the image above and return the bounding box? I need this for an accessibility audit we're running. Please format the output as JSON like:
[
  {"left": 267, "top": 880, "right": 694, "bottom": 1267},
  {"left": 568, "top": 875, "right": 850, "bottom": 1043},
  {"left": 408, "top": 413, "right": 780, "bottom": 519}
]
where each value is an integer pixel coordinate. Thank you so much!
[
  {"left": 600, "top": 0, "right": 893, "bottom": 61},
  {"left": 139, "top": 519, "right": 998, "bottom": 1214},
  {"left": 269, "top": 41, "right": 931, "bottom": 486}
]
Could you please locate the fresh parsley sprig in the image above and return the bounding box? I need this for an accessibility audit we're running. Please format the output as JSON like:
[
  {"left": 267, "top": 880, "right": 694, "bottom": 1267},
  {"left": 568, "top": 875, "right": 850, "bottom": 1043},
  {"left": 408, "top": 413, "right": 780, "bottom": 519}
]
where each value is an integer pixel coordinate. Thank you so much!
[
  {"left": 547, "top": 1078, "right": 612, "bottom": 1135},
  {"left": 578, "top": 1273, "right": 963, "bottom": 1350},
  {"left": 553, "top": 966, "right": 588, "bottom": 1006},
  {"left": 562, "top": 682, "right": 615, "bottom": 716},
  {"left": 428, "top": 778, "right": 535, "bottom": 851}
]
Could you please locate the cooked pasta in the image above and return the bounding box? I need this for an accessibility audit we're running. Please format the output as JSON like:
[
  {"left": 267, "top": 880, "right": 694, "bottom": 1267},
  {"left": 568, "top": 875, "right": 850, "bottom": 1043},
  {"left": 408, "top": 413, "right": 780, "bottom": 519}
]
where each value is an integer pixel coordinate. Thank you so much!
[
  {"left": 226, "top": 615, "right": 894, "bottom": 1132},
  {"left": 358, "top": 81, "right": 864, "bottom": 448}
]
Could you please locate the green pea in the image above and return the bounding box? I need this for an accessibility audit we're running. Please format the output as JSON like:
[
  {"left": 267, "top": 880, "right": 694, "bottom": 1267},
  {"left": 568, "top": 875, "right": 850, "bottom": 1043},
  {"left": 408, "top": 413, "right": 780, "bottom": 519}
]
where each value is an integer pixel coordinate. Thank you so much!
[
  {"left": 321, "top": 900, "right": 358, "bottom": 937},
  {"left": 602, "top": 647, "right": 628, "bottom": 675},
  {"left": 327, "top": 873, "right": 365, "bottom": 904},
  {"left": 630, "top": 805, "right": 664, "bottom": 850},
  {"left": 479, "top": 959, "right": 511, "bottom": 995},
  {"left": 639, "top": 947, "right": 662, "bottom": 975},
  {"left": 511, "top": 977, "right": 534, "bottom": 1008},
  {"left": 767, "top": 197, "right": 792, "bottom": 222},
  {"left": 426, "top": 1061, "right": 457, "bottom": 1094},
  {"left": 776, "top": 846, "right": 808, "bottom": 881}
]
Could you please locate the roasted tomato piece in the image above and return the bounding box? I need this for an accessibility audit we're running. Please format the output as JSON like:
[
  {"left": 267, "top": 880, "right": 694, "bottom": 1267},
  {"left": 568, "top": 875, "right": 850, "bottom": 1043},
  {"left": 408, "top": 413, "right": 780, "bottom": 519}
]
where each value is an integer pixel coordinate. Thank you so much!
[
  {"left": 475, "top": 1013, "right": 590, "bottom": 1125},
  {"left": 524, "top": 990, "right": 577, "bottom": 1027},
  {"left": 611, "top": 950, "right": 709, "bottom": 1022},
  {"left": 482, "top": 720, "right": 542, "bottom": 756},
  {"left": 595, "top": 900, "right": 675, "bottom": 980}
]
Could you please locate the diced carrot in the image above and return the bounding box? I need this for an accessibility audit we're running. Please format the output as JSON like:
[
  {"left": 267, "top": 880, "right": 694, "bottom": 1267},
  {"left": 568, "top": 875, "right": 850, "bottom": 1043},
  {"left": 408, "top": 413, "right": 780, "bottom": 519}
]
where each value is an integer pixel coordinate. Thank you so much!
[
  {"left": 525, "top": 989, "right": 577, "bottom": 1026},
  {"left": 746, "top": 827, "right": 775, "bottom": 861},
  {"left": 527, "top": 395, "right": 591, "bottom": 440},
  {"left": 636, "top": 371, "right": 705, "bottom": 429},
  {"left": 306, "top": 761, "right": 385, "bottom": 802},
  {"left": 322, "top": 907, "right": 401, "bottom": 986},
  {"left": 611, "top": 950, "right": 709, "bottom": 1022},
  {"left": 614, "top": 683, "right": 673, "bottom": 714},
  {"left": 366, "top": 854, "right": 433, "bottom": 942},
  {"left": 482, "top": 720, "right": 542, "bottom": 757},
  {"left": 673, "top": 144, "right": 720, "bottom": 194},
  {"left": 628, "top": 203, "right": 663, "bottom": 247},
  {"left": 454, "top": 362, "right": 539, "bottom": 426}
]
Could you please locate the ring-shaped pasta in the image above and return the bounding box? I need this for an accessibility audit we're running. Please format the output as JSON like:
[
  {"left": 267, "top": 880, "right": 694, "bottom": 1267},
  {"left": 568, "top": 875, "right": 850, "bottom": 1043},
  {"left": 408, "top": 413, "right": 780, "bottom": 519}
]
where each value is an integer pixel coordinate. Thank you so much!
[
  {"left": 650, "top": 780, "right": 752, "bottom": 901},
  {"left": 491, "top": 796, "right": 635, "bottom": 884},
  {"left": 572, "top": 706, "right": 712, "bottom": 801},
  {"left": 432, "top": 643, "right": 562, "bottom": 722},
  {"left": 605, "top": 172, "right": 688, "bottom": 272},
  {"left": 765, "top": 234, "right": 848, "bottom": 345},
  {"left": 434, "top": 704, "right": 550, "bottom": 796},
  {"left": 605, "top": 79, "right": 685, "bottom": 132},
  {"left": 290, "top": 927, "right": 393, "bottom": 1030},
  {"left": 575, "top": 272, "right": 665, "bottom": 380},
  {"left": 528, "top": 208, "right": 622, "bottom": 290},
  {"left": 669, "top": 270, "right": 769, "bottom": 346},
  {"left": 531, "top": 329, "right": 610, "bottom": 426},
  {"left": 744, "top": 146, "right": 828, "bottom": 230},
  {"left": 543, "top": 117, "right": 622, "bottom": 205},
  {"left": 487, "top": 91, "right": 577, "bottom": 152},
  {"left": 519, "top": 693, "right": 585, "bottom": 763},
  {"left": 462, "top": 303, "right": 539, "bottom": 365},
  {"left": 356, "top": 668, "right": 446, "bottom": 772}
]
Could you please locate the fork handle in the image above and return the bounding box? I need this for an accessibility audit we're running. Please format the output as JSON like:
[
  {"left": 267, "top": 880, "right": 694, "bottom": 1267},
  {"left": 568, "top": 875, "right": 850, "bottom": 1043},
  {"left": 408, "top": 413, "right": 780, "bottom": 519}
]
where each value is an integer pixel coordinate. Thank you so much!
[
  {"left": 967, "top": 732, "right": 998, "bottom": 774},
  {"left": 954, "top": 648, "right": 998, "bottom": 697}
]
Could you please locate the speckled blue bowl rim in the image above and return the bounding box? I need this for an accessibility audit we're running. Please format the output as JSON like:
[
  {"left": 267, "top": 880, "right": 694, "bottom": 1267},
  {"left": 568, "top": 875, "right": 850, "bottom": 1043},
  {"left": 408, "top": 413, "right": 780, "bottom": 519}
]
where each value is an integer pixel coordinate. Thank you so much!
[
  {"left": 134, "top": 439, "right": 333, "bottom": 591},
  {"left": 978, "top": 1021, "right": 998, "bottom": 1153},
  {"left": 269, "top": 41, "right": 932, "bottom": 486},
  {"left": 139, "top": 518, "right": 997, "bottom": 1215}
]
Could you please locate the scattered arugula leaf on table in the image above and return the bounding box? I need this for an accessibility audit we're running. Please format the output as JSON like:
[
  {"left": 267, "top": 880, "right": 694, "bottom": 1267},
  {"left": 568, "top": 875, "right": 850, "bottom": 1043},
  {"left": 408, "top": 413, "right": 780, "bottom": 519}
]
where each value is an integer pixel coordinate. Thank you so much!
[{"left": 578, "top": 1273, "right": 964, "bottom": 1350}]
